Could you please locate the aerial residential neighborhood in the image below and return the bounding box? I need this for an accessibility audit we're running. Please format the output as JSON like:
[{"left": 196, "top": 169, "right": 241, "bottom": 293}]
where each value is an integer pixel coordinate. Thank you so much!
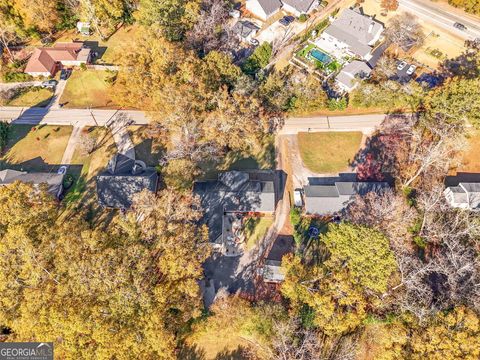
[{"left": 1, "top": 0, "right": 480, "bottom": 358}]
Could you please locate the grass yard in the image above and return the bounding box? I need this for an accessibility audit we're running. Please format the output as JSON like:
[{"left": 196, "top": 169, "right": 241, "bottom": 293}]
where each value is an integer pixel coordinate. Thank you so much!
[
  {"left": 6, "top": 87, "right": 53, "bottom": 107},
  {"left": 298, "top": 131, "right": 363, "bottom": 174},
  {"left": 60, "top": 70, "right": 115, "bottom": 109},
  {"left": 0, "top": 125, "right": 72, "bottom": 172},
  {"left": 55, "top": 25, "right": 140, "bottom": 65},
  {"left": 452, "top": 130, "right": 480, "bottom": 173},
  {"left": 199, "top": 135, "right": 275, "bottom": 180},
  {"left": 128, "top": 126, "right": 163, "bottom": 166},
  {"left": 244, "top": 215, "right": 274, "bottom": 250},
  {"left": 185, "top": 336, "right": 253, "bottom": 360}
]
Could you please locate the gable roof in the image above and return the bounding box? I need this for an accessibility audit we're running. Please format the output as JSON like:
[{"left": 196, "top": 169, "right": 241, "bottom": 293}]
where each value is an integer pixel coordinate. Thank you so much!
[
  {"left": 96, "top": 154, "right": 158, "bottom": 209},
  {"left": 445, "top": 183, "right": 480, "bottom": 210},
  {"left": 24, "top": 42, "right": 90, "bottom": 75},
  {"left": 282, "top": 0, "right": 317, "bottom": 13},
  {"left": 194, "top": 171, "right": 276, "bottom": 242},
  {"left": 324, "top": 8, "right": 383, "bottom": 57},
  {"left": 232, "top": 20, "right": 260, "bottom": 38},
  {"left": 254, "top": 0, "right": 282, "bottom": 16},
  {"left": 336, "top": 60, "right": 372, "bottom": 90},
  {"left": 304, "top": 181, "right": 389, "bottom": 215},
  {"left": 0, "top": 169, "right": 64, "bottom": 196}
]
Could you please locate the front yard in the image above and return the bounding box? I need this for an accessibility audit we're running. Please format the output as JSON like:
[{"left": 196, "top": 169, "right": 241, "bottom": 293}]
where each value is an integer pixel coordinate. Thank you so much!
[
  {"left": 297, "top": 131, "right": 363, "bottom": 173},
  {"left": 4, "top": 87, "right": 53, "bottom": 107},
  {"left": 0, "top": 125, "right": 72, "bottom": 171},
  {"left": 60, "top": 70, "right": 116, "bottom": 109}
]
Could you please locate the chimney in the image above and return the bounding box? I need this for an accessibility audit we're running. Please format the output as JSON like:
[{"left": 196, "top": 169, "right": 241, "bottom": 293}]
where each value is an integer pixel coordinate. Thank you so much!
[{"left": 368, "top": 22, "right": 374, "bottom": 33}]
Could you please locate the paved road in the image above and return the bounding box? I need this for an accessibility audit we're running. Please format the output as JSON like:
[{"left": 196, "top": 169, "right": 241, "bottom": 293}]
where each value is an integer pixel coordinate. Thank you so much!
[
  {"left": 280, "top": 114, "right": 386, "bottom": 134},
  {"left": 0, "top": 106, "right": 148, "bottom": 126},
  {"left": 399, "top": 0, "right": 480, "bottom": 40}
]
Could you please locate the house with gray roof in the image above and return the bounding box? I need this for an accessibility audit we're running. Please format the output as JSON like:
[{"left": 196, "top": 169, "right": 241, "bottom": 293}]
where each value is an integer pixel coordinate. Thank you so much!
[
  {"left": 232, "top": 20, "right": 261, "bottom": 41},
  {"left": 444, "top": 183, "right": 480, "bottom": 211},
  {"left": 0, "top": 169, "right": 64, "bottom": 198},
  {"left": 304, "top": 180, "right": 389, "bottom": 215},
  {"left": 96, "top": 154, "right": 158, "bottom": 210},
  {"left": 194, "top": 171, "right": 276, "bottom": 251},
  {"left": 282, "top": 0, "right": 319, "bottom": 17},
  {"left": 246, "top": 0, "right": 282, "bottom": 21},
  {"left": 336, "top": 60, "right": 372, "bottom": 92},
  {"left": 314, "top": 8, "right": 384, "bottom": 60},
  {"left": 262, "top": 236, "right": 294, "bottom": 283}
]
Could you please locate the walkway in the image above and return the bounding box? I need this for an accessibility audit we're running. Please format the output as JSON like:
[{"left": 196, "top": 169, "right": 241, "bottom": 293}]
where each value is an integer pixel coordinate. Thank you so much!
[{"left": 61, "top": 125, "right": 83, "bottom": 165}]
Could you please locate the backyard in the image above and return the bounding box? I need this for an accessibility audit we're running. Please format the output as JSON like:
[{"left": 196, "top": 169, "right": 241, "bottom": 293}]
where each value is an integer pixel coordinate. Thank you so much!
[
  {"left": 297, "top": 131, "right": 363, "bottom": 173},
  {"left": 60, "top": 70, "right": 116, "bottom": 108},
  {"left": 244, "top": 215, "right": 274, "bottom": 250},
  {"left": 0, "top": 125, "right": 72, "bottom": 171},
  {"left": 295, "top": 43, "right": 341, "bottom": 73},
  {"left": 450, "top": 130, "right": 480, "bottom": 174}
]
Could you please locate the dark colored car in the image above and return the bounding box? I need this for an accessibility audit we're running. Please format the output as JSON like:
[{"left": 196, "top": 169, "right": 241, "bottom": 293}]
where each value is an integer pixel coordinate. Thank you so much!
[
  {"left": 453, "top": 22, "right": 467, "bottom": 31},
  {"left": 279, "top": 16, "right": 295, "bottom": 27},
  {"left": 60, "top": 69, "right": 71, "bottom": 80}
]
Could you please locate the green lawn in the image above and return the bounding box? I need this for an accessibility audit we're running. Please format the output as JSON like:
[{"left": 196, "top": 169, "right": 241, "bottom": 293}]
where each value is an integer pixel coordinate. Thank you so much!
[
  {"left": 244, "top": 216, "right": 274, "bottom": 250},
  {"left": 60, "top": 70, "right": 115, "bottom": 109},
  {"left": 298, "top": 132, "right": 363, "bottom": 173},
  {"left": 7, "top": 87, "right": 53, "bottom": 107},
  {"left": 0, "top": 125, "right": 72, "bottom": 171}
]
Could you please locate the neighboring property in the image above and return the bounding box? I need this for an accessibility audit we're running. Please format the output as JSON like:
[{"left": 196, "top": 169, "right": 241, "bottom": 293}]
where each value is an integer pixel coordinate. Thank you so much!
[
  {"left": 336, "top": 60, "right": 372, "bottom": 92},
  {"left": 304, "top": 179, "right": 389, "bottom": 215},
  {"left": 232, "top": 20, "right": 261, "bottom": 42},
  {"left": 194, "top": 170, "right": 276, "bottom": 255},
  {"left": 246, "top": 0, "right": 282, "bottom": 21},
  {"left": 314, "top": 8, "right": 384, "bottom": 61},
  {"left": 444, "top": 183, "right": 480, "bottom": 211},
  {"left": 262, "top": 236, "right": 294, "bottom": 283},
  {"left": 24, "top": 42, "right": 91, "bottom": 77},
  {"left": 0, "top": 169, "right": 64, "bottom": 198},
  {"left": 96, "top": 153, "right": 158, "bottom": 210},
  {"left": 282, "top": 0, "right": 319, "bottom": 17}
]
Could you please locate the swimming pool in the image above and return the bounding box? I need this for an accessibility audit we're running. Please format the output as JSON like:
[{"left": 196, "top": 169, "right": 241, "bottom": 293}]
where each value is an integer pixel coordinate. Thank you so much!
[{"left": 310, "top": 49, "right": 332, "bottom": 64}]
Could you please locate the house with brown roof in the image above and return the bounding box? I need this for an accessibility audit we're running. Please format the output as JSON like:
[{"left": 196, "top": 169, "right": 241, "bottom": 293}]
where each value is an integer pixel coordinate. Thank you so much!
[{"left": 24, "top": 42, "right": 91, "bottom": 77}]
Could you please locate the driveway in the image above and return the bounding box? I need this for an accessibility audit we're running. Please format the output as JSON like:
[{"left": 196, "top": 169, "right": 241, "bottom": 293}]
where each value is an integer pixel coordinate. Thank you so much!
[{"left": 48, "top": 79, "right": 67, "bottom": 109}]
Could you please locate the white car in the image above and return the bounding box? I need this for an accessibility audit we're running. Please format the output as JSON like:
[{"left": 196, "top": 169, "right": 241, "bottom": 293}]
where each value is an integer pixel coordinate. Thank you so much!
[
  {"left": 406, "top": 64, "right": 417, "bottom": 76},
  {"left": 397, "top": 61, "right": 408, "bottom": 71},
  {"left": 293, "top": 188, "right": 303, "bottom": 207}
]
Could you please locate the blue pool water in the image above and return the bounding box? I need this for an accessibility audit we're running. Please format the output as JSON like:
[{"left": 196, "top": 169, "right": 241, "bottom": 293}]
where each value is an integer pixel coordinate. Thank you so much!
[{"left": 310, "top": 49, "right": 331, "bottom": 64}]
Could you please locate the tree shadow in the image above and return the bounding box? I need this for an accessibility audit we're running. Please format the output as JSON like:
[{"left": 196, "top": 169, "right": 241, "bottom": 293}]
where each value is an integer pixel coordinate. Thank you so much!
[
  {"left": 132, "top": 138, "right": 164, "bottom": 167},
  {"left": 176, "top": 343, "right": 206, "bottom": 360},
  {"left": 83, "top": 41, "right": 108, "bottom": 61}
]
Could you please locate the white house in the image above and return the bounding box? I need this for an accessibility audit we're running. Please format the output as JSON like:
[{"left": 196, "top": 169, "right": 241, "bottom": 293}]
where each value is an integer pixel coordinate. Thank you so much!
[
  {"left": 444, "top": 183, "right": 480, "bottom": 211},
  {"left": 282, "top": 0, "right": 319, "bottom": 17},
  {"left": 336, "top": 60, "right": 372, "bottom": 92},
  {"left": 314, "top": 8, "right": 384, "bottom": 61},
  {"left": 246, "top": 0, "right": 282, "bottom": 21}
]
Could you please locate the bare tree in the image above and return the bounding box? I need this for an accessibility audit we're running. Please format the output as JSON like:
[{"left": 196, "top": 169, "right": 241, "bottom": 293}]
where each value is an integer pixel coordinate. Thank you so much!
[
  {"left": 385, "top": 13, "right": 425, "bottom": 50},
  {"left": 373, "top": 55, "right": 398, "bottom": 80},
  {"left": 78, "top": 131, "right": 97, "bottom": 155},
  {"left": 0, "top": 24, "right": 19, "bottom": 62},
  {"left": 185, "top": 0, "right": 238, "bottom": 55},
  {"left": 269, "top": 318, "right": 356, "bottom": 360},
  {"left": 402, "top": 119, "right": 467, "bottom": 188}
]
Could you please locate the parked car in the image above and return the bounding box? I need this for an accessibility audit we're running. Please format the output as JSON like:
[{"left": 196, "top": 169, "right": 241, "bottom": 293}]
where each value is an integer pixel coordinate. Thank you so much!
[
  {"left": 293, "top": 188, "right": 303, "bottom": 207},
  {"left": 229, "top": 9, "right": 240, "bottom": 18},
  {"left": 249, "top": 38, "right": 259, "bottom": 46},
  {"left": 41, "top": 80, "right": 58, "bottom": 89},
  {"left": 453, "top": 22, "right": 467, "bottom": 31},
  {"left": 406, "top": 64, "right": 417, "bottom": 76},
  {"left": 279, "top": 16, "right": 295, "bottom": 27},
  {"left": 397, "top": 61, "right": 408, "bottom": 71},
  {"left": 60, "top": 69, "right": 71, "bottom": 80}
]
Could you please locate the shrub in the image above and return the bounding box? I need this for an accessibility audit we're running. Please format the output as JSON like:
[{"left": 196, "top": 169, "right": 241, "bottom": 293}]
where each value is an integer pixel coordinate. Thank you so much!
[
  {"left": 80, "top": 63, "right": 87, "bottom": 71},
  {"left": 242, "top": 42, "right": 272, "bottom": 75},
  {"left": 2, "top": 71, "right": 33, "bottom": 83},
  {"left": 298, "top": 14, "right": 308, "bottom": 22},
  {"left": 327, "top": 97, "right": 347, "bottom": 110}
]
